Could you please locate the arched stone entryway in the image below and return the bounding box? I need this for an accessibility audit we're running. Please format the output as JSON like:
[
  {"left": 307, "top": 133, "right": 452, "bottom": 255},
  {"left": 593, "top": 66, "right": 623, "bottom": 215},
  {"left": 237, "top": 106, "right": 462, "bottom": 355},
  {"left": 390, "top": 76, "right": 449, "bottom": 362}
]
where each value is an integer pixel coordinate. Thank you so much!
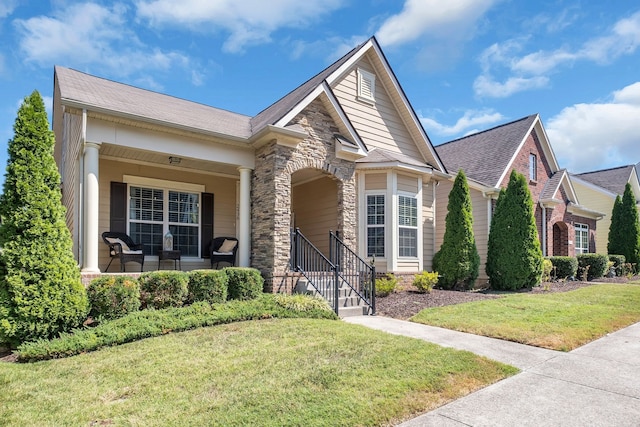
[{"left": 552, "top": 222, "right": 569, "bottom": 256}]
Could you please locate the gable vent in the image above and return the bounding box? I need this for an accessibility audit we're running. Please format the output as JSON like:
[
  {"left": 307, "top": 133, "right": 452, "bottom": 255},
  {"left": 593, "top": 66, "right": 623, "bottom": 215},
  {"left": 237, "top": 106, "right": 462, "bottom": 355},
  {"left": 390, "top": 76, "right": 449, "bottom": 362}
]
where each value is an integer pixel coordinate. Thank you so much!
[{"left": 357, "top": 68, "right": 376, "bottom": 104}]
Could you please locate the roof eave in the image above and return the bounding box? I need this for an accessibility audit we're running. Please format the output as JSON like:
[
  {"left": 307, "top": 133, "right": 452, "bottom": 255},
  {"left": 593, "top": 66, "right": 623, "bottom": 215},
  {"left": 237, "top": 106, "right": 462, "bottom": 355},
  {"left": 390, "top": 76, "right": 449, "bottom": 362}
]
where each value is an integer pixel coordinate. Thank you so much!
[{"left": 249, "top": 124, "right": 308, "bottom": 149}]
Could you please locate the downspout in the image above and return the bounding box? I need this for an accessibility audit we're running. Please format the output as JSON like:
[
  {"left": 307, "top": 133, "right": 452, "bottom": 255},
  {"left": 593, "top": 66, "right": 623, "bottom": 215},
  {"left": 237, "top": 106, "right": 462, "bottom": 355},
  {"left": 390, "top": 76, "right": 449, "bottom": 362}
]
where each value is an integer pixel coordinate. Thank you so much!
[
  {"left": 432, "top": 181, "right": 437, "bottom": 264},
  {"left": 78, "top": 108, "right": 87, "bottom": 269},
  {"left": 540, "top": 202, "right": 547, "bottom": 257}
]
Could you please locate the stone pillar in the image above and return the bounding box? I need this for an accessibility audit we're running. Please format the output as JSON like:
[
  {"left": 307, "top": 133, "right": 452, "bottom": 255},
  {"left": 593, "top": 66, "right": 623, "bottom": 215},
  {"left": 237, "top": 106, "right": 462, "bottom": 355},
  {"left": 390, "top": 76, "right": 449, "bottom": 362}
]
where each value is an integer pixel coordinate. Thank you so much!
[
  {"left": 82, "top": 142, "right": 101, "bottom": 273},
  {"left": 238, "top": 167, "right": 252, "bottom": 267}
]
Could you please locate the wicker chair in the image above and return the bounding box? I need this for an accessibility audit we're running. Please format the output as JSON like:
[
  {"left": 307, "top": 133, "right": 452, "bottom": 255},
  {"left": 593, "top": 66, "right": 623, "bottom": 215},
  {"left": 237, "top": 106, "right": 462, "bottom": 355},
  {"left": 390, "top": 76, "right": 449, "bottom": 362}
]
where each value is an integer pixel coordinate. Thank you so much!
[
  {"left": 210, "top": 237, "right": 238, "bottom": 269},
  {"left": 102, "top": 231, "right": 145, "bottom": 272}
]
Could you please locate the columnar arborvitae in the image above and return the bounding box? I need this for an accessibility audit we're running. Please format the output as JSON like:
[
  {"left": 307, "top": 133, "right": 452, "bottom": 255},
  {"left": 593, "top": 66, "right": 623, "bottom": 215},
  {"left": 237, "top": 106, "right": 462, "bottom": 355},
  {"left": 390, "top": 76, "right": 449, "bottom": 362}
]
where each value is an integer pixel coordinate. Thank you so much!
[
  {"left": 486, "top": 170, "right": 543, "bottom": 290},
  {"left": 433, "top": 170, "right": 480, "bottom": 290},
  {"left": 0, "top": 90, "right": 88, "bottom": 347},
  {"left": 609, "top": 183, "right": 640, "bottom": 267}
]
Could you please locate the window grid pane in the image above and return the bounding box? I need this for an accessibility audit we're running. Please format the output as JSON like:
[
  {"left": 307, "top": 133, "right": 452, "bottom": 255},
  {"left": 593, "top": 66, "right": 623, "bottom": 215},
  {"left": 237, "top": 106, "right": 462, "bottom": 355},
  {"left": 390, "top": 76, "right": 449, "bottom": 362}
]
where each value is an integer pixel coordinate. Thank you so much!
[
  {"left": 169, "top": 225, "right": 199, "bottom": 257},
  {"left": 168, "top": 191, "right": 199, "bottom": 224},
  {"left": 367, "top": 227, "right": 385, "bottom": 257},
  {"left": 575, "top": 223, "right": 589, "bottom": 254},
  {"left": 398, "top": 195, "right": 418, "bottom": 257},
  {"left": 367, "top": 195, "right": 385, "bottom": 257},
  {"left": 129, "top": 222, "right": 163, "bottom": 255},
  {"left": 398, "top": 228, "right": 417, "bottom": 257}
]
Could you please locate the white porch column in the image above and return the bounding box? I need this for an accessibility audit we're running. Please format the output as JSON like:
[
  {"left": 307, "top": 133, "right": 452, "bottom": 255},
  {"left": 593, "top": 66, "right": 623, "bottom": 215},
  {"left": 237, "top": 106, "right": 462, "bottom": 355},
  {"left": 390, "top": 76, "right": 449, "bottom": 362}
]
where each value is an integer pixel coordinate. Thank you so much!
[
  {"left": 82, "top": 142, "right": 101, "bottom": 273},
  {"left": 238, "top": 167, "right": 252, "bottom": 267}
]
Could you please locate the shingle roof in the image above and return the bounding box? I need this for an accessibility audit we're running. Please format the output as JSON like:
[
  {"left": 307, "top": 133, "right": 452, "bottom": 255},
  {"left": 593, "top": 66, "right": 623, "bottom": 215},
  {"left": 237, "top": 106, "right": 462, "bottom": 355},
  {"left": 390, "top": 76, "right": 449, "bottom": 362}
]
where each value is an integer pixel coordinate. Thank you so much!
[
  {"left": 575, "top": 165, "right": 635, "bottom": 195},
  {"left": 434, "top": 114, "right": 538, "bottom": 187},
  {"left": 55, "top": 66, "right": 253, "bottom": 139},
  {"left": 541, "top": 169, "right": 567, "bottom": 200}
]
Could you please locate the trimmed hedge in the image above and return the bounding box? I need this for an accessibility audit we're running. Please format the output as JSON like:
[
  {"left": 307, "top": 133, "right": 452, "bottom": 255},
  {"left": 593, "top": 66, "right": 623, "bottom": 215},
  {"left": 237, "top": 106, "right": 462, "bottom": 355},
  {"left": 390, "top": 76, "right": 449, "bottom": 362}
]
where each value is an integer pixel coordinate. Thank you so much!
[
  {"left": 548, "top": 256, "right": 578, "bottom": 279},
  {"left": 188, "top": 270, "right": 228, "bottom": 304},
  {"left": 139, "top": 271, "right": 189, "bottom": 309},
  {"left": 225, "top": 267, "right": 263, "bottom": 300},
  {"left": 87, "top": 275, "right": 141, "bottom": 321},
  {"left": 577, "top": 253, "right": 609, "bottom": 280},
  {"left": 609, "top": 255, "right": 626, "bottom": 276}
]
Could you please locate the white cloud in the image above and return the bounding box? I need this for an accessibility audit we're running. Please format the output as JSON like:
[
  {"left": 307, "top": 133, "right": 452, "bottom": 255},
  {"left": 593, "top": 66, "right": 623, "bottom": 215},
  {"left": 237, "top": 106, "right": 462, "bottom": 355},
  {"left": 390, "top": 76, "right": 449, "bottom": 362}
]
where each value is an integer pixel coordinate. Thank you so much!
[
  {"left": 0, "top": 0, "right": 18, "bottom": 18},
  {"left": 420, "top": 109, "right": 505, "bottom": 137},
  {"left": 476, "top": 11, "right": 640, "bottom": 98},
  {"left": 135, "top": 0, "right": 345, "bottom": 53},
  {"left": 376, "top": 0, "right": 498, "bottom": 46},
  {"left": 547, "top": 82, "right": 640, "bottom": 173},
  {"left": 14, "top": 2, "right": 195, "bottom": 79}
]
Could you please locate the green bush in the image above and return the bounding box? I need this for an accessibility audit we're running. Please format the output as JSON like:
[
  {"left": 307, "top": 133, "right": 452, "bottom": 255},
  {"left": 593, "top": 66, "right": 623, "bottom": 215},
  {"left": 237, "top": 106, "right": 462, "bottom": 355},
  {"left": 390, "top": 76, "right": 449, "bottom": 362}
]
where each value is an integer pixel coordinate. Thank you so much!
[
  {"left": 16, "top": 295, "right": 339, "bottom": 362},
  {"left": 0, "top": 91, "right": 88, "bottom": 347},
  {"left": 541, "top": 259, "right": 553, "bottom": 282},
  {"left": 413, "top": 271, "right": 438, "bottom": 293},
  {"left": 188, "top": 270, "right": 228, "bottom": 304},
  {"left": 225, "top": 267, "right": 263, "bottom": 300},
  {"left": 375, "top": 273, "right": 397, "bottom": 297},
  {"left": 608, "top": 184, "right": 640, "bottom": 266},
  {"left": 577, "top": 253, "right": 609, "bottom": 280},
  {"left": 139, "top": 271, "right": 189, "bottom": 309},
  {"left": 273, "top": 293, "right": 332, "bottom": 312},
  {"left": 548, "top": 256, "right": 578, "bottom": 279},
  {"left": 87, "top": 276, "right": 140, "bottom": 321},
  {"left": 608, "top": 255, "right": 626, "bottom": 276}
]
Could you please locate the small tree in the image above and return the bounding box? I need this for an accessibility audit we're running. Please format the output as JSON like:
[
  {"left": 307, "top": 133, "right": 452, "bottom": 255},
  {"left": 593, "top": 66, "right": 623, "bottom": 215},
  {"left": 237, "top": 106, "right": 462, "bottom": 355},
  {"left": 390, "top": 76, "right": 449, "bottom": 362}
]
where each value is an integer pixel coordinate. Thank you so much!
[
  {"left": 433, "top": 170, "right": 480, "bottom": 290},
  {"left": 0, "top": 91, "right": 88, "bottom": 347},
  {"left": 486, "top": 170, "right": 543, "bottom": 290},
  {"left": 608, "top": 183, "right": 640, "bottom": 268}
]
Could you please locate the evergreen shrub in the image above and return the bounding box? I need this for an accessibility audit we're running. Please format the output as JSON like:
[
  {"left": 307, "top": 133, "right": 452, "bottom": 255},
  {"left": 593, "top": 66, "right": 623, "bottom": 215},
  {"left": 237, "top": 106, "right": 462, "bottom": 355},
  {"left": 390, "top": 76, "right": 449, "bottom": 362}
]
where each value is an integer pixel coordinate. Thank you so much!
[
  {"left": 577, "top": 253, "right": 609, "bottom": 280},
  {"left": 87, "top": 275, "right": 140, "bottom": 321},
  {"left": 608, "top": 184, "right": 640, "bottom": 267},
  {"left": 188, "top": 269, "right": 228, "bottom": 304},
  {"left": 375, "top": 273, "right": 397, "bottom": 297},
  {"left": 608, "top": 255, "right": 626, "bottom": 276},
  {"left": 541, "top": 259, "right": 553, "bottom": 282},
  {"left": 413, "top": 271, "right": 438, "bottom": 293},
  {"left": 548, "top": 256, "right": 578, "bottom": 279},
  {"left": 139, "top": 271, "right": 189, "bottom": 309},
  {"left": 225, "top": 267, "right": 263, "bottom": 300}
]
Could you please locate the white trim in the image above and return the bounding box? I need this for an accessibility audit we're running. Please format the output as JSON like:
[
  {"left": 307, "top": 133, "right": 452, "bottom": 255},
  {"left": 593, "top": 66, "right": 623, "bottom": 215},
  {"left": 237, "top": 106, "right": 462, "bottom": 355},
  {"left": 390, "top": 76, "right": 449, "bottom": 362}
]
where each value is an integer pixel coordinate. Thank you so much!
[
  {"left": 397, "top": 192, "right": 420, "bottom": 260},
  {"left": 389, "top": 172, "right": 397, "bottom": 271},
  {"left": 123, "top": 175, "right": 205, "bottom": 193},
  {"left": 357, "top": 68, "right": 376, "bottom": 103}
]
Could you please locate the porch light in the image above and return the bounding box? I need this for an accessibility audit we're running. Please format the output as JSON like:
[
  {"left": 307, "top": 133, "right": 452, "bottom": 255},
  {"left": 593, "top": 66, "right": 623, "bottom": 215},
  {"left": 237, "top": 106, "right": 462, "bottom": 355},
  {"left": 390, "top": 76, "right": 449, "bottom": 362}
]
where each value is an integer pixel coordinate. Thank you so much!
[{"left": 169, "top": 156, "right": 181, "bottom": 165}]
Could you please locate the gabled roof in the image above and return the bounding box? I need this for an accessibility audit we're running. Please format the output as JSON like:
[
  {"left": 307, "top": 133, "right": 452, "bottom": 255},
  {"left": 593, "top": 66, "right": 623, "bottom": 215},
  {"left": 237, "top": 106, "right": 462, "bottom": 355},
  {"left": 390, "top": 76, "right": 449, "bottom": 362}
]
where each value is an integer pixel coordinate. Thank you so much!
[
  {"left": 54, "top": 66, "right": 253, "bottom": 140},
  {"left": 540, "top": 169, "right": 578, "bottom": 203},
  {"left": 434, "top": 115, "right": 538, "bottom": 187},
  {"left": 575, "top": 165, "right": 637, "bottom": 195}
]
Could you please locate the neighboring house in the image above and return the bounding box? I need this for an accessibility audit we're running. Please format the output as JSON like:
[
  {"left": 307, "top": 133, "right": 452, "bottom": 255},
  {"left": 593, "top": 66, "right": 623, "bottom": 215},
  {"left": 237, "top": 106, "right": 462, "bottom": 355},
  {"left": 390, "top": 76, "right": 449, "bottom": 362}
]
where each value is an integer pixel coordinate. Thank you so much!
[
  {"left": 52, "top": 36, "right": 448, "bottom": 290},
  {"left": 434, "top": 114, "right": 603, "bottom": 283},
  {"left": 571, "top": 165, "right": 640, "bottom": 254}
]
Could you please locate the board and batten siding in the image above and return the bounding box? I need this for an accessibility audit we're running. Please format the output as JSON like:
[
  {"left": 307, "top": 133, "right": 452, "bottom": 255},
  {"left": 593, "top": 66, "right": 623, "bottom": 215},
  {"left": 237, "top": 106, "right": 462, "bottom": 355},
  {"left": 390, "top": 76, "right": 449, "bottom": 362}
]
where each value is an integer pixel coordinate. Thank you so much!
[
  {"left": 332, "top": 58, "right": 423, "bottom": 160},
  {"left": 292, "top": 177, "right": 339, "bottom": 256},
  {"left": 98, "top": 158, "right": 238, "bottom": 272}
]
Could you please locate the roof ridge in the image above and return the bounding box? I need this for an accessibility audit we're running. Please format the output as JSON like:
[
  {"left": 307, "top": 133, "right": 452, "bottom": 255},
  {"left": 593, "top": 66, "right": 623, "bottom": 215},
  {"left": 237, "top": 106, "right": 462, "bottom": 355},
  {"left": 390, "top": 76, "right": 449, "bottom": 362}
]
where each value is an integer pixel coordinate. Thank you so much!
[
  {"left": 436, "top": 114, "right": 538, "bottom": 147},
  {"left": 575, "top": 164, "right": 634, "bottom": 176}
]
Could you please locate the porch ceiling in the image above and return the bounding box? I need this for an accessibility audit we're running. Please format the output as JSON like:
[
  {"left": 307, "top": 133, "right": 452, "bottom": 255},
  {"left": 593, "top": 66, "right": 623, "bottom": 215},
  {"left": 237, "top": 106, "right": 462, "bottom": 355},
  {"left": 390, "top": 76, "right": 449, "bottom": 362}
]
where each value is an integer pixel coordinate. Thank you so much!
[{"left": 100, "top": 143, "right": 241, "bottom": 177}]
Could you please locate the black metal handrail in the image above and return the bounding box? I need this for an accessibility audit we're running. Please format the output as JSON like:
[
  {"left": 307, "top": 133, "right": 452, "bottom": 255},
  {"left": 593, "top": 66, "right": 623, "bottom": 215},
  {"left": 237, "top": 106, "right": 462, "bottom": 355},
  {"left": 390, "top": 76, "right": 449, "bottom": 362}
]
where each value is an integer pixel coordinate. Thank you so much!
[{"left": 330, "top": 231, "right": 376, "bottom": 315}]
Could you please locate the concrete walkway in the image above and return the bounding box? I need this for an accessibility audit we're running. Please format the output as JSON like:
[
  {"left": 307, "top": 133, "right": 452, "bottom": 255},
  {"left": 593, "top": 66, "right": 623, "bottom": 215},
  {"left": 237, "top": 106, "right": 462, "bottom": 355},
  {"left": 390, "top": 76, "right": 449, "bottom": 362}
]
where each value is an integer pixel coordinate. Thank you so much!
[{"left": 344, "top": 316, "right": 640, "bottom": 426}]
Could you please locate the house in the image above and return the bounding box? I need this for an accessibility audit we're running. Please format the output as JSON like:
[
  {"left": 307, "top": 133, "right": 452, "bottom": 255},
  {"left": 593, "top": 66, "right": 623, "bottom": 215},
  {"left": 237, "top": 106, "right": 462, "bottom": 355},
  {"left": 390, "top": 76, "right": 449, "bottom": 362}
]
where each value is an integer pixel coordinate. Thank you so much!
[
  {"left": 571, "top": 165, "right": 640, "bottom": 254},
  {"left": 52, "top": 36, "right": 448, "bottom": 292},
  {"left": 434, "top": 114, "right": 604, "bottom": 283}
]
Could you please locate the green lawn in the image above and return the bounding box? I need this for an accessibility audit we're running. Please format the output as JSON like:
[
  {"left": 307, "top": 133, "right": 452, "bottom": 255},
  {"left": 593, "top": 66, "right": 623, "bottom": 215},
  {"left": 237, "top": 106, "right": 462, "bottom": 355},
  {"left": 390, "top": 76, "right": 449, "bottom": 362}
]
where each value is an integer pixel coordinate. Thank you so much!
[
  {"left": 411, "top": 283, "right": 640, "bottom": 351},
  {"left": 0, "top": 318, "right": 516, "bottom": 426}
]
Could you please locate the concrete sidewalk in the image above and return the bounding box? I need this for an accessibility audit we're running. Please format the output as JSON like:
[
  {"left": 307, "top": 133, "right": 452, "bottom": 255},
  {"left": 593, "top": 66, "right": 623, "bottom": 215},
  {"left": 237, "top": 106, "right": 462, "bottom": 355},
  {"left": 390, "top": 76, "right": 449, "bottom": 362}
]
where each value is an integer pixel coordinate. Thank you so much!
[{"left": 344, "top": 316, "right": 640, "bottom": 426}]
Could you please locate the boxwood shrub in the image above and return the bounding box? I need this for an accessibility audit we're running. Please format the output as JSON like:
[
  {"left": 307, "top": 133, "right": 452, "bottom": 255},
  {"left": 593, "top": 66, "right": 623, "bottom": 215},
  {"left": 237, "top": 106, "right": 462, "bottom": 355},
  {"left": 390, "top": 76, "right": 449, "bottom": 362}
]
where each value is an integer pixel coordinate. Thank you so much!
[
  {"left": 413, "top": 271, "right": 438, "bottom": 294},
  {"left": 608, "top": 254, "right": 626, "bottom": 276},
  {"left": 225, "top": 267, "right": 264, "bottom": 300},
  {"left": 139, "top": 271, "right": 189, "bottom": 309},
  {"left": 375, "top": 273, "right": 397, "bottom": 297},
  {"left": 577, "top": 253, "right": 609, "bottom": 280},
  {"left": 188, "top": 269, "right": 228, "bottom": 304},
  {"left": 548, "top": 256, "right": 578, "bottom": 280},
  {"left": 87, "top": 275, "right": 141, "bottom": 321}
]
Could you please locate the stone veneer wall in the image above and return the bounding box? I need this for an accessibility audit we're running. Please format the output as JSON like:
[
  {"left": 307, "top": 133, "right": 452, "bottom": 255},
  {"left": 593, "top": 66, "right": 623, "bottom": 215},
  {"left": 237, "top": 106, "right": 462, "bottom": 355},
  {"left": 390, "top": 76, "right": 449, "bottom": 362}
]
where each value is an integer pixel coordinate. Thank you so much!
[{"left": 251, "top": 99, "right": 358, "bottom": 291}]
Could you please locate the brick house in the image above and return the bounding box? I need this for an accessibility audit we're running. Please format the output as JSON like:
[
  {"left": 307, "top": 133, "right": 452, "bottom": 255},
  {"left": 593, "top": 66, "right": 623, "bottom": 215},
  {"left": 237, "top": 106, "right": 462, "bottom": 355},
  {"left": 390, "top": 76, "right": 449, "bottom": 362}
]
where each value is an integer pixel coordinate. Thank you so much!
[
  {"left": 52, "top": 36, "right": 448, "bottom": 294},
  {"left": 434, "top": 114, "right": 604, "bottom": 283}
]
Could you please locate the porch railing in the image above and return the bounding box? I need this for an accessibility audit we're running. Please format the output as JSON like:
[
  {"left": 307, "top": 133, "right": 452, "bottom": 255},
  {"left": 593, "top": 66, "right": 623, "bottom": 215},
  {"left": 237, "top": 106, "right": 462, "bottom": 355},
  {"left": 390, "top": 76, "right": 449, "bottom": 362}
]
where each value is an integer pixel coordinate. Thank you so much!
[{"left": 289, "top": 228, "right": 375, "bottom": 315}]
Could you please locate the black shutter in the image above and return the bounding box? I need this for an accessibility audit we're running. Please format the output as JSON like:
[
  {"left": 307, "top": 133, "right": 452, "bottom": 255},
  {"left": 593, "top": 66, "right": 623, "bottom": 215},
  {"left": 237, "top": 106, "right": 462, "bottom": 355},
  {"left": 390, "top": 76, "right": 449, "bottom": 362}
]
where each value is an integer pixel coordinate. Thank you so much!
[
  {"left": 201, "top": 192, "right": 214, "bottom": 258},
  {"left": 110, "top": 181, "right": 127, "bottom": 233}
]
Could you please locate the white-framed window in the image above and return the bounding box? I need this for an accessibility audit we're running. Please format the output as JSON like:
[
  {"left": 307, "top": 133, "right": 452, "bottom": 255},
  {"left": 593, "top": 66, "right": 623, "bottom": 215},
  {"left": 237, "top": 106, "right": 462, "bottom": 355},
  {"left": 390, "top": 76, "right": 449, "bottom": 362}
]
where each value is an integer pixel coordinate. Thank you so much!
[
  {"left": 398, "top": 195, "right": 418, "bottom": 257},
  {"left": 575, "top": 223, "right": 589, "bottom": 254},
  {"left": 529, "top": 153, "right": 537, "bottom": 181},
  {"left": 366, "top": 194, "right": 385, "bottom": 257},
  {"left": 357, "top": 68, "right": 376, "bottom": 103},
  {"left": 125, "top": 176, "right": 204, "bottom": 257}
]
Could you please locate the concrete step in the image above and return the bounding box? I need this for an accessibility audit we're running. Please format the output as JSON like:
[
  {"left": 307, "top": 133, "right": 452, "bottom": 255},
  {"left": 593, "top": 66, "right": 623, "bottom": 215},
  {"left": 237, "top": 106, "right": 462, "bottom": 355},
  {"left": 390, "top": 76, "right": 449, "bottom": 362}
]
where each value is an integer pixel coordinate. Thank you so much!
[{"left": 337, "top": 305, "right": 369, "bottom": 318}]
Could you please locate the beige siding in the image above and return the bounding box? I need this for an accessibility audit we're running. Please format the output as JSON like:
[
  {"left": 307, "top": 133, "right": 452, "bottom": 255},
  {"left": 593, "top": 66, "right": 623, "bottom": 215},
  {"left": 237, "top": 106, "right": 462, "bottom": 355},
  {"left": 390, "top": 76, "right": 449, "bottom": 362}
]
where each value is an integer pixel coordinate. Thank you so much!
[
  {"left": 365, "top": 173, "right": 386, "bottom": 190},
  {"left": 98, "top": 159, "right": 238, "bottom": 272},
  {"left": 332, "top": 58, "right": 423, "bottom": 159},
  {"left": 573, "top": 181, "right": 614, "bottom": 254},
  {"left": 61, "top": 112, "right": 83, "bottom": 260},
  {"left": 422, "top": 182, "right": 435, "bottom": 271},
  {"left": 398, "top": 174, "right": 418, "bottom": 193},
  {"left": 292, "top": 177, "right": 338, "bottom": 256}
]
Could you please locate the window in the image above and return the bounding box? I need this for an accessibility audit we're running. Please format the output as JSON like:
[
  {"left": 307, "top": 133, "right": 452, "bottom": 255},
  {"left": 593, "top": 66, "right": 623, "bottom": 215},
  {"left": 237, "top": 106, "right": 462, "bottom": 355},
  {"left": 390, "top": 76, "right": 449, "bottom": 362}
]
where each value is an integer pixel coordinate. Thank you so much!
[
  {"left": 129, "top": 186, "right": 200, "bottom": 257},
  {"left": 367, "top": 195, "right": 385, "bottom": 257},
  {"left": 398, "top": 195, "right": 418, "bottom": 257},
  {"left": 575, "top": 223, "right": 589, "bottom": 254},
  {"left": 529, "top": 153, "right": 537, "bottom": 181},
  {"left": 357, "top": 68, "right": 376, "bottom": 103}
]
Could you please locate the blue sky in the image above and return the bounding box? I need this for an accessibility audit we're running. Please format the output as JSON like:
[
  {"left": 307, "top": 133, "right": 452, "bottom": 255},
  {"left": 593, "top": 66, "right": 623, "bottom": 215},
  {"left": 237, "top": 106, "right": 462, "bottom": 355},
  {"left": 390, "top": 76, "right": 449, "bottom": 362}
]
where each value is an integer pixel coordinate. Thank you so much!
[{"left": 1, "top": 0, "right": 640, "bottom": 185}]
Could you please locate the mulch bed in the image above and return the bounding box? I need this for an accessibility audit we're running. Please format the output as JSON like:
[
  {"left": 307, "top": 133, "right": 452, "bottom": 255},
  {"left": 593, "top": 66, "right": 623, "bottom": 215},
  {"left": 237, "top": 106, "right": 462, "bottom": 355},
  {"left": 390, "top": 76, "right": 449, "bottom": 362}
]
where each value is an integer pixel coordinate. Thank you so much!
[{"left": 375, "top": 276, "right": 639, "bottom": 320}]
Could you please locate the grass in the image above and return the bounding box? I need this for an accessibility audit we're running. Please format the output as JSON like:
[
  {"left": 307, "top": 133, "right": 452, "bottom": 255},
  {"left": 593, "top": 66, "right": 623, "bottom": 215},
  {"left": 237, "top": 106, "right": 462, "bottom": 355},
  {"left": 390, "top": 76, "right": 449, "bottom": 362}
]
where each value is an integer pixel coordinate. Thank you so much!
[
  {"left": 411, "top": 283, "right": 640, "bottom": 351},
  {"left": 0, "top": 318, "right": 517, "bottom": 426}
]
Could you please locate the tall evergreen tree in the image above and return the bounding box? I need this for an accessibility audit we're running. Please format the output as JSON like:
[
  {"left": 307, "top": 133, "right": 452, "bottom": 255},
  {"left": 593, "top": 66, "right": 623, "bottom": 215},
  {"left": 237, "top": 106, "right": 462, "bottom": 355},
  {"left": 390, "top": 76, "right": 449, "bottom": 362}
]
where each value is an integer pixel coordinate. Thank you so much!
[
  {"left": 607, "top": 194, "right": 623, "bottom": 256},
  {"left": 486, "top": 170, "right": 543, "bottom": 290},
  {"left": 611, "top": 183, "right": 640, "bottom": 267},
  {"left": 433, "top": 170, "right": 480, "bottom": 290},
  {"left": 0, "top": 90, "right": 88, "bottom": 347}
]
